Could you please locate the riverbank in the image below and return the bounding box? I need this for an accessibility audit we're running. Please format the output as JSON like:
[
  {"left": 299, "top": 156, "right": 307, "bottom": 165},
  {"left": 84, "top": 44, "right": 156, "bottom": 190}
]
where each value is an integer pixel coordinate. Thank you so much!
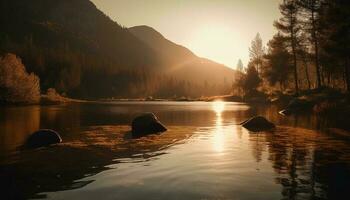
[
  {"left": 274, "top": 88, "right": 350, "bottom": 116},
  {"left": 40, "top": 94, "right": 86, "bottom": 105},
  {"left": 3, "top": 87, "right": 349, "bottom": 132},
  {"left": 171, "top": 88, "right": 350, "bottom": 132}
]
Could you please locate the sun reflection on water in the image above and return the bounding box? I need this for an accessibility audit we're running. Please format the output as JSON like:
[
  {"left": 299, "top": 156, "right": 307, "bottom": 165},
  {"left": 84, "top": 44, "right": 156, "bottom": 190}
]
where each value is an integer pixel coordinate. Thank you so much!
[
  {"left": 212, "top": 100, "right": 225, "bottom": 116},
  {"left": 212, "top": 101, "right": 225, "bottom": 153}
]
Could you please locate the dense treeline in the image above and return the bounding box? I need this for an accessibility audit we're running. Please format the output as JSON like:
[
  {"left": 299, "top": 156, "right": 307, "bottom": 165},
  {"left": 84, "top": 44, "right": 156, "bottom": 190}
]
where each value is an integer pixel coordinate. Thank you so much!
[
  {"left": 235, "top": 0, "right": 350, "bottom": 96},
  {"left": 0, "top": 0, "right": 155, "bottom": 98},
  {"left": 0, "top": 0, "right": 233, "bottom": 99}
]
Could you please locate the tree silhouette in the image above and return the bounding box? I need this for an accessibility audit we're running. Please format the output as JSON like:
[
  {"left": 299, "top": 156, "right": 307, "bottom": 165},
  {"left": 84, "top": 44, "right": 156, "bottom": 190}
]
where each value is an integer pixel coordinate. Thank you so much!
[
  {"left": 296, "top": 32, "right": 313, "bottom": 89},
  {"left": 274, "top": 1, "right": 301, "bottom": 95},
  {"left": 249, "top": 33, "right": 265, "bottom": 74},
  {"left": 264, "top": 33, "right": 292, "bottom": 90},
  {"left": 320, "top": 0, "right": 350, "bottom": 92},
  {"left": 298, "top": 0, "right": 323, "bottom": 88},
  {"left": 243, "top": 63, "right": 262, "bottom": 95},
  {"left": 236, "top": 59, "right": 244, "bottom": 72}
]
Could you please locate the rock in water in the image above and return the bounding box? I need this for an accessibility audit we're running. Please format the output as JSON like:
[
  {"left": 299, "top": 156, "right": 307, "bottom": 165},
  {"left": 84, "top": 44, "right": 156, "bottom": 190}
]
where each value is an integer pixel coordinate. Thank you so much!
[
  {"left": 132, "top": 113, "right": 167, "bottom": 137},
  {"left": 25, "top": 129, "right": 62, "bottom": 149},
  {"left": 241, "top": 116, "right": 275, "bottom": 132}
]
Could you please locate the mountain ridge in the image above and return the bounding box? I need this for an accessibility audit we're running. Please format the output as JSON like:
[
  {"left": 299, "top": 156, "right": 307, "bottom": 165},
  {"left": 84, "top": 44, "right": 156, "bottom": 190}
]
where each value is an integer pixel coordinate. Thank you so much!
[
  {"left": 0, "top": 0, "right": 235, "bottom": 98},
  {"left": 129, "top": 25, "right": 236, "bottom": 86}
]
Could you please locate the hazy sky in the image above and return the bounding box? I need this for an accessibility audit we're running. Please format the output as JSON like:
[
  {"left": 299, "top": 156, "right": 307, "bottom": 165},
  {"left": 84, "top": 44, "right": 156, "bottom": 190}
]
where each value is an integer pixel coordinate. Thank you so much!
[{"left": 91, "top": 0, "right": 282, "bottom": 69}]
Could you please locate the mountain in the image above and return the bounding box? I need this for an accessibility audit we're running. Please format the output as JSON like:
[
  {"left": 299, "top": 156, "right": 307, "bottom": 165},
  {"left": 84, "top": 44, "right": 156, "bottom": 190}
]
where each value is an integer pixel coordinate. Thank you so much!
[
  {"left": 0, "top": 0, "right": 235, "bottom": 98},
  {"left": 0, "top": 0, "right": 158, "bottom": 69},
  {"left": 129, "top": 25, "right": 236, "bottom": 86},
  {"left": 129, "top": 26, "right": 195, "bottom": 67},
  {"left": 0, "top": 0, "right": 161, "bottom": 97}
]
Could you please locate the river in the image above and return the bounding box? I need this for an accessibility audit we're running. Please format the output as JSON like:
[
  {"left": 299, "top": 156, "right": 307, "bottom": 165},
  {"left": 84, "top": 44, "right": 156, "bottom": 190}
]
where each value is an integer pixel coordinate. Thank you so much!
[{"left": 0, "top": 101, "right": 349, "bottom": 199}]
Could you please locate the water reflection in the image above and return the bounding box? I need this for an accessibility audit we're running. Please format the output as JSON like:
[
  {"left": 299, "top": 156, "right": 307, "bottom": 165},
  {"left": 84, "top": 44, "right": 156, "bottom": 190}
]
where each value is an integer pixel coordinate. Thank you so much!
[
  {"left": 0, "top": 102, "right": 350, "bottom": 200},
  {"left": 247, "top": 126, "right": 350, "bottom": 199},
  {"left": 212, "top": 100, "right": 225, "bottom": 116},
  {"left": 212, "top": 101, "right": 225, "bottom": 153},
  {"left": 0, "top": 106, "right": 40, "bottom": 156},
  {"left": 1, "top": 125, "right": 198, "bottom": 199}
]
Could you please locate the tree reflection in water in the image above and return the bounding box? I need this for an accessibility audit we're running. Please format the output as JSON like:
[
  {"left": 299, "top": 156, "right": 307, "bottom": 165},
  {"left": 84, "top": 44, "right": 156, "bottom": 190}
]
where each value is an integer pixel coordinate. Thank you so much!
[
  {"left": 1, "top": 103, "right": 350, "bottom": 199},
  {"left": 248, "top": 126, "right": 350, "bottom": 200}
]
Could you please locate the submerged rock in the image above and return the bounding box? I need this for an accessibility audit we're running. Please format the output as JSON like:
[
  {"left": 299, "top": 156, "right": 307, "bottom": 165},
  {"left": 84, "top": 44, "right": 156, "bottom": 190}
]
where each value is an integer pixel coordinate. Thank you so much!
[
  {"left": 131, "top": 113, "right": 167, "bottom": 137},
  {"left": 241, "top": 116, "right": 275, "bottom": 132},
  {"left": 24, "top": 129, "right": 62, "bottom": 149}
]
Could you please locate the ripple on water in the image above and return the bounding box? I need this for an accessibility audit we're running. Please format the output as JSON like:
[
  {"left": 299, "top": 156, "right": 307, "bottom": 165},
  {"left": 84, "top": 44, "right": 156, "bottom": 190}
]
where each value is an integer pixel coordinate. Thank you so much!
[{"left": 2, "top": 122, "right": 350, "bottom": 200}]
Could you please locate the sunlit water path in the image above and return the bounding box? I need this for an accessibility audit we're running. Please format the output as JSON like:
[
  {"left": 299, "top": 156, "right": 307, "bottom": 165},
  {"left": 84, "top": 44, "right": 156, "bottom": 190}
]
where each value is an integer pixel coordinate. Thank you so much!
[{"left": 1, "top": 102, "right": 349, "bottom": 199}]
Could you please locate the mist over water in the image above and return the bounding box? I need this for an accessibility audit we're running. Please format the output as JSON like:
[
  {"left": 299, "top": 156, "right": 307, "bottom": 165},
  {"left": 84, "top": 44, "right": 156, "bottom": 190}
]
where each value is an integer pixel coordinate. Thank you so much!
[{"left": 1, "top": 102, "right": 349, "bottom": 200}]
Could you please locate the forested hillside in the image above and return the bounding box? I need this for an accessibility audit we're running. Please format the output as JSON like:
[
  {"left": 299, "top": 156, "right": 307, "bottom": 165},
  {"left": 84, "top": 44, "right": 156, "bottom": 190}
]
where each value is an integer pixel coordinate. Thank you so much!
[
  {"left": 129, "top": 26, "right": 236, "bottom": 95},
  {"left": 0, "top": 0, "right": 236, "bottom": 99}
]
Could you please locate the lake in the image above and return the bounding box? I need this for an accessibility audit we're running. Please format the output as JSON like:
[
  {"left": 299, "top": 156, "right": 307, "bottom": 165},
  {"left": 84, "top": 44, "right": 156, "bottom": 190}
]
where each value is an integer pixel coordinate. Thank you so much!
[{"left": 1, "top": 101, "right": 350, "bottom": 200}]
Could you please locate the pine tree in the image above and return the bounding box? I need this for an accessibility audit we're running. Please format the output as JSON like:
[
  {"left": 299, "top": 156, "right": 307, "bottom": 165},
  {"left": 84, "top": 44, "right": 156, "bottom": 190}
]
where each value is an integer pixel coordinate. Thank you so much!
[
  {"left": 321, "top": 0, "right": 350, "bottom": 92},
  {"left": 264, "top": 33, "right": 292, "bottom": 90},
  {"left": 274, "top": 0, "right": 301, "bottom": 95},
  {"left": 236, "top": 59, "right": 244, "bottom": 72},
  {"left": 298, "top": 0, "right": 323, "bottom": 88},
  {"left": 249, "top": 33, "right": 265, "bottom": 74}
]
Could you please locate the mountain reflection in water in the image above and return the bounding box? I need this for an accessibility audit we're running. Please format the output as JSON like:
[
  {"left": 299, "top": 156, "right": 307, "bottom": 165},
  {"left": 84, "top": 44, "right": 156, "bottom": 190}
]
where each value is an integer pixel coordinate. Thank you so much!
[{"left": 0, "top": 102, "right": 349, "bottom": 200}]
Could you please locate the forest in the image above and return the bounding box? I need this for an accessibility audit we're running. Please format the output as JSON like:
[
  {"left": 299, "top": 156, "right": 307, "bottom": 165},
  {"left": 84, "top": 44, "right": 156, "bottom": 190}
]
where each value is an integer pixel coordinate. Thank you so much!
[
  {"left": 1, "top": 0, "right": 349, "bottom": 103},
  {"left": 234, "top": 0, "right": 350, "bottom": 98},
  {"left": 0, "top": 0, "right": 234, "bottom": 102}
]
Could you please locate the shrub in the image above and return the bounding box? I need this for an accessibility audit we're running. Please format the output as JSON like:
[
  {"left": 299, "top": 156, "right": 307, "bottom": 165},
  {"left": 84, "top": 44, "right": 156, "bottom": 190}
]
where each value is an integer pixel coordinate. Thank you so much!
[
  {"left": 0, "top": 53, "right": 40, "bottom": 104},
  {"left": 41, "top": 88, "right": 68, "bottom": 104}
]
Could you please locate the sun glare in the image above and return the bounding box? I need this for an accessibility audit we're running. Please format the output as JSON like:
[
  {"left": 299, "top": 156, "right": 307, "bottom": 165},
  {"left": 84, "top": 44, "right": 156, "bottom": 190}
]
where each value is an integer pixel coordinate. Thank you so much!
[
  {"left": 212, "top": 114, "right": 224, "bottom": 153},
  {"left": 212, "top": 100, "right": 225, "bottom": 116},
  {"left": 212, "top": 100, "right": 225, "bottom": 153},
  {"left": 187, "top": 25, "right": 248, "bottom": 68}
]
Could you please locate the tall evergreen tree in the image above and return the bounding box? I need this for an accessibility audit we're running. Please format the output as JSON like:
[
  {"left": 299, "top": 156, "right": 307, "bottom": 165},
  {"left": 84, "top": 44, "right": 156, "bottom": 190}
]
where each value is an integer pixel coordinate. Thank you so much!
[
  {"left": 243, "top": 63, "right": 262, "bottom": 95},
  {"left": 321, "top": 0, "right": 350, "bottom": 92},
  {"left": 264, "top": 33, "right": 292, "bottom": 90},
  {"left": 298, "top": 0, "right": 323, "bottom": 88},
  {"left": 236, "top": 59, "right": 244, "bottom": 72},
  {"left": 274, "top": 0, "right": 301, "bottom": 95},
  {"left": 296, "top": 32, "right": 312, "bottom": 89},
  {"left": 249, "top": 33, "right": 265, "bottom": 74}
]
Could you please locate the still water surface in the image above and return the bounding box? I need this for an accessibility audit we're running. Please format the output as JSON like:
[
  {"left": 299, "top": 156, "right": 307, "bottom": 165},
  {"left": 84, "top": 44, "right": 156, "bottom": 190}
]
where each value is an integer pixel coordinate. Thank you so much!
[{"left": 0, "top": 101, "right": 350, "bottom": 200}]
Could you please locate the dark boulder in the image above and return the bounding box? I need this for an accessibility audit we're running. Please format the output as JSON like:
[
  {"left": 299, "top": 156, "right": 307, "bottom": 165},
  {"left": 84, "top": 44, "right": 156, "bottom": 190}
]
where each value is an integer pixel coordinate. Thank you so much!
[
  {"left": 241, "top": 116, "right": 275, "bottom": 132},
  {"left": 24, "top": 129, "right": 62, "bottom": 149},
  {"left": 131, "top": 113, "right": 167, "bottom": 137}
]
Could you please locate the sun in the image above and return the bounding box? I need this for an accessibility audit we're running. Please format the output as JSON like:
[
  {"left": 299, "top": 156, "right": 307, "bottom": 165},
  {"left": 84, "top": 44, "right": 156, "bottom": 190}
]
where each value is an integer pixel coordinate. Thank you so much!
[
  {"left": 187, "top": 24, "right": 246, "bottom": 68},
  {"left": 212, "top": 100, "right": 225, "bottom": 116}
]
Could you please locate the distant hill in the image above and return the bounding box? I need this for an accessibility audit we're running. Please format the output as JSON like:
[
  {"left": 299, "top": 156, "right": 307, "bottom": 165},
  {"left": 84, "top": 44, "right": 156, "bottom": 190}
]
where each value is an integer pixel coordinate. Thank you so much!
[
  {"left": 129, "top": 26, "right": 195, "bottom": 67},
  {"left": 129, "top": 25, "right": 236, "bottom": 86},
  {"left": 0, "top": 0, "right": 235, "bottom": 98}
]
